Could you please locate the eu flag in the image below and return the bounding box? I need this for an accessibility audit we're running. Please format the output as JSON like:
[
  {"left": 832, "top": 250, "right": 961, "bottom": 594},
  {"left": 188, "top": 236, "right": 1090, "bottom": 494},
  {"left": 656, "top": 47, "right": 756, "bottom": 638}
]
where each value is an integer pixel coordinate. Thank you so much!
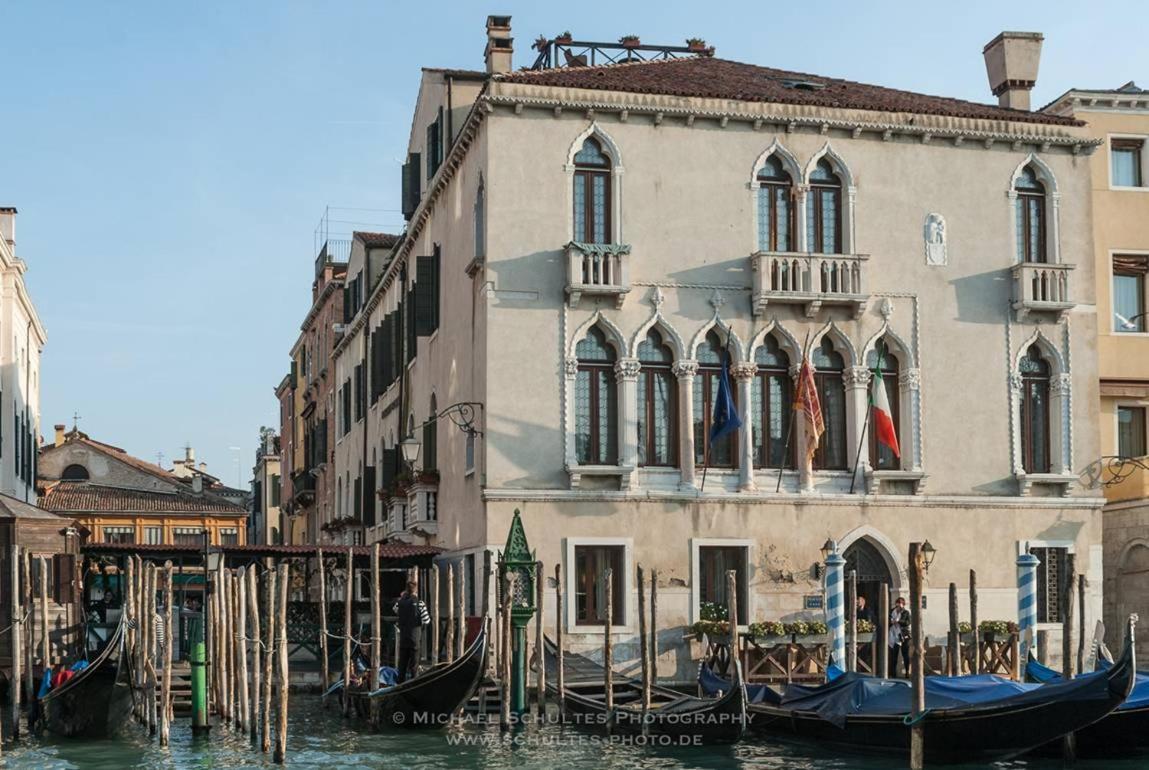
[{"left": 710, "top": 338, "right": 742, "bottom": 444}]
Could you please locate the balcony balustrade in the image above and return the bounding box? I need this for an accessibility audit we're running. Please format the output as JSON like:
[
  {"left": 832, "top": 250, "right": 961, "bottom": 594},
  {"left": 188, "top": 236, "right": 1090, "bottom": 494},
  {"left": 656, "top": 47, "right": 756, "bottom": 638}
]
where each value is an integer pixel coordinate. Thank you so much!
[
  {"left": 751, "top": 251, "right": 869, "bottom": 318},
  {"left": 1011, "top": 261, "right": 1074, "bottom": 321},
  {"left": 565, "top": 241, "right": 631, "bottom": 307}
]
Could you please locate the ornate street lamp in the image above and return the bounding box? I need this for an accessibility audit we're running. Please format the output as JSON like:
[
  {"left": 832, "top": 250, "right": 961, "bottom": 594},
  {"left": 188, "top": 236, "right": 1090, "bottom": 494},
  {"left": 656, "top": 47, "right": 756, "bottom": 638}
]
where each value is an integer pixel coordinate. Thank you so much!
[
  {"left": 820, "top": 538, "right": 836, "bottom": 562},
  {"left": 399, "top": 434, "right": 421, "bottom": 468},
  {"left": 921, "top": 540, "right": 937, "bottom": 572}
]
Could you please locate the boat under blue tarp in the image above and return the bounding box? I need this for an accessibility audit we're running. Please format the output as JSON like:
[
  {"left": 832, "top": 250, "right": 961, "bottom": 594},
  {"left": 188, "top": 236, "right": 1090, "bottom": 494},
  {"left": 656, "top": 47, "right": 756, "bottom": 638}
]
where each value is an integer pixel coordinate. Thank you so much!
[{"left": 1027, "top": 657, "right": 1149, "bottom": 710}]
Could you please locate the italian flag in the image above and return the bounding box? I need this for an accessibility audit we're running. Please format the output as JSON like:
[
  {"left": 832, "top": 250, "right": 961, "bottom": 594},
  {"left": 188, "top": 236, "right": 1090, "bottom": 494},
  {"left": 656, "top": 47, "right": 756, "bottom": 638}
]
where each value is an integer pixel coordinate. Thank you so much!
[{"left": 871, "top": 372, "right": 900, "bottom": 459}]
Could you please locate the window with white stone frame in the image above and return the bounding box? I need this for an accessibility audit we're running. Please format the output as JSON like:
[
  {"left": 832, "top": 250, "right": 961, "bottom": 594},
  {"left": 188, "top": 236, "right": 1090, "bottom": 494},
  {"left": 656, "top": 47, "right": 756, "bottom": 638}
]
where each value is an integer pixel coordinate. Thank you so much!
[
  {"left": 692, "top": 540, "right": 751, "bottom": 625},
  {"left": 565, "top": 537, "right": 632, "bottom": 630},
  {"left": 1010, "top": 333, "right": 1072, "bottom": 490}
]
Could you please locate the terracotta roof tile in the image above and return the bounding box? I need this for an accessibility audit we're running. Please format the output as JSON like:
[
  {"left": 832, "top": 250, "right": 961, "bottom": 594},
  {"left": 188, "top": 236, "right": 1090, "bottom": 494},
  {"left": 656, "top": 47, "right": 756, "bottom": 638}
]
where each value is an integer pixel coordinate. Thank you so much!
[
  {"left": 41, "top": 481, "right": 246, "bottom": 515},
  {"left": 353, "top": 231, "right": 401, "bottom": 248},
  {"left": 498, "top": 57, "right": 1081, "bottom": 127},
  {"left": 82, "top": 542, "right": 443, "bottom": 559}
]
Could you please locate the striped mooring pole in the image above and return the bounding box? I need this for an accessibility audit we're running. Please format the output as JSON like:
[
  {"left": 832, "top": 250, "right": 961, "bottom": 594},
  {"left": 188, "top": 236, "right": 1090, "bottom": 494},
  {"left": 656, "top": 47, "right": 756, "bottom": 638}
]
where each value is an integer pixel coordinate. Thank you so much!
[
  {"left": 825, "top": 546, "right": 847, "bottom": 670},
  {"left": 1017, "top": 551, "right": 1040, "bottom": 666}
]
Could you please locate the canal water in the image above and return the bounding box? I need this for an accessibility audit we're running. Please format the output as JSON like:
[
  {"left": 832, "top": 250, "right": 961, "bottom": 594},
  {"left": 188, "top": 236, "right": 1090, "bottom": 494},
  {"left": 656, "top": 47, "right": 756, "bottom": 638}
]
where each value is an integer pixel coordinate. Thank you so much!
[{"left": 2, "top": 697, "right": 1146, "bottom": 769}]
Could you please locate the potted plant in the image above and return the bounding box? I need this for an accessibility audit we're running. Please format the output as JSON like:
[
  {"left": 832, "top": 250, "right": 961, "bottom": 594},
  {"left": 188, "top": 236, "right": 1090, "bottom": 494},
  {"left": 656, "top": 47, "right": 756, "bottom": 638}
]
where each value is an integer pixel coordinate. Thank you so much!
[
  {"left": 415, "top": 468, "right": 440, "bottom": 485},
  {"left": 686, "top": 37, "right": 707, "bottom": 52},
  {"left": 555, "top": 31, "right": 572, "bottom": 44},
  {"left": 691, "top": 618, "right": 732, "bottom": 643},
  {"left": 619, "top": 35, "right": 641, "bottom": 49},
  {"left": 978, "top": 619, "right": 1017, "bottom": 642},
  {"left": 787, "top": 619, "right": 829, "bottom": 643},
  {"left": 748, "top": 620, "right": 786, "bottom": 642},
  {"left": 533, "top": 35, "right": 549, "bottom": 52}
]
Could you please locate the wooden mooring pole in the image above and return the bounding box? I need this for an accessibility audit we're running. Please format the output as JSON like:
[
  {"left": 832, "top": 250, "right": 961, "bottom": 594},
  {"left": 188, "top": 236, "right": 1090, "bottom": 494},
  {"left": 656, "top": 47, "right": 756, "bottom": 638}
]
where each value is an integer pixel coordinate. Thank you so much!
[
  {"left": 342, "top": 547, "right": 353, "bottom": 717},
  {"left": 237, "top": 566, "right": 250, "bottom": 732},
  {"left": 948, "top": 582, "right": 959, "bottom": 676},
  {"left": 554, "top": 563, "right": 564, "bottom": 720},
  {"left": 248, "top": 565, "right": 262, "bottom": 743},
  {"left": 22, "top": 550, "right": 33, "bottom": 712},
  {"left": 38, "top": 556, "right": 49, "bottom": 685},
  {"left": 1062, "top": 554, "right": 1077, "bottom": 762},
  {"left": 261, "top": 566, "right": 275, "bottom": 753},
  {"left": 534, "top": 561, "right": 546, "bottom": 719},
  {"left": 969, "top": 570, "right": 980, "bottom": 674},
  {"left": 649, "top": 569, "right": 658, "bottom": 686},
  {"left": 1077, "top": 575, "right": 1086, "bottom": 676},
  {"left": 877, "top": 582, "right": 889, "bottom": 678},
  {"left": 317, "top": 549, "right": 329, "bottom": 702},
  {"left": 370, "top": 544, "right": 381, "bottom": 727},
  {"left": 430, "top": 563, "right": 439, "bottom": 665},
  {"left": 637, "top": 564, "right": 650, "bottom": 726},
  {"left": 908, "top": 543, "right": 926, "bottom": 770},
  {"left": 10, "top": 545, "right": 22, "bottom": 740},
  {"left": 457, "top": 564, "right": 466, "bottom": 660},
  {"left": 603, "top": 567, "right": 613, "bottom": 732},
  {"left": 445, "top": 563, "right": 455, "bottom": 664},
  {"left": 160, "top": 561, "right": 174, "bottom": 746},
  {"left": 846, "top": 570, "right": 857, "bottom": 672},
  {"left": 146, "top": 562, "right": 157, "bottom": 736},
  {"left": 274, "top": 562, "right": 289, "bottom": 764}
]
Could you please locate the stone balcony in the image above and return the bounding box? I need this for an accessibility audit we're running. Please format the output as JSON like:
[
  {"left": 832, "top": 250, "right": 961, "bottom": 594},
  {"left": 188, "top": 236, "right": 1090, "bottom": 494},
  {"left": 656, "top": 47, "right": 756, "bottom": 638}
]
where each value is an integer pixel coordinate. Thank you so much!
[
  {"left": 1011, "top": 262, "right": 1075, "bottom": 321},
  {"left": 751, "top": 251, "right": 869, "bottom": 318},
  {"left": 565, "top": 241, "right": 631, "bottom": 307}
]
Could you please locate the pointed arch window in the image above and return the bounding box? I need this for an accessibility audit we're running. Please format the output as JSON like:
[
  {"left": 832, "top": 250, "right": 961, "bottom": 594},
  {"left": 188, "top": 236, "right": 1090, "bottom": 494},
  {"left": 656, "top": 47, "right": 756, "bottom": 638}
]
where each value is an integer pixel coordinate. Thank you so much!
[
  {"left": 637, "top": 329, "right": 676, "bottom": 466},
  {"left": 807, "top": 159, "right": 843, "bottom": 255},
  {"left": 694, "top": 331, "right": 737, "bottom": 468},
  {"left": 752, "top": 335, "right": 794, "bottom": 468},
  {"left": 867, "top": 339, "right": 900, "bottom": 471},
  {"left": 575, "top": 327, "right": 618, "bottom": 465},
  {"left": 757, "top": 155, "right": 794, "bottom": 252},
  {"left": 1020, "top": 345, "right": 1052, "bottom": 473},
  {"left": 573, "top": 137, "right": 612, "bottom": 244},
  {"left": 1015, "top": 165, "right": 1047, "bottom": 263},
  {"left": 813, "top": 337, "right": 847, "bottom": 470}
]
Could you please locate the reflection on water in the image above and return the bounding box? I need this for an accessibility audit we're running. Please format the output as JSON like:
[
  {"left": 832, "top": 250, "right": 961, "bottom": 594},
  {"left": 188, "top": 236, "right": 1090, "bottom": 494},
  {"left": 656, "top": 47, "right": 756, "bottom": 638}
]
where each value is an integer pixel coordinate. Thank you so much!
[{"left": 1, "top": 698, "right": 1146, "bottom": 769}]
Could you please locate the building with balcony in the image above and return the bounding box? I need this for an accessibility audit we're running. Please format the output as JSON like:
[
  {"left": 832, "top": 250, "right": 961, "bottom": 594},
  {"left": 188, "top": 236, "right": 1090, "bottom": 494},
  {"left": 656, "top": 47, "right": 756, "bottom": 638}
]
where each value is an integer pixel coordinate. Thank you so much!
[
  {"left": 333, "top": 19, "right": 1105, "bottom": 678},
  {"left": 38, "top": 426, "right": 247, "bottom": 545},
  {"left": 276, "top": 241, "right": 349, "bottom": 544},
  {"left": 1042, "top": 81, "right": 1149, "bottom": 660},
  {"left": 248, "top": 427, "right": 281, "bottom": 544}
]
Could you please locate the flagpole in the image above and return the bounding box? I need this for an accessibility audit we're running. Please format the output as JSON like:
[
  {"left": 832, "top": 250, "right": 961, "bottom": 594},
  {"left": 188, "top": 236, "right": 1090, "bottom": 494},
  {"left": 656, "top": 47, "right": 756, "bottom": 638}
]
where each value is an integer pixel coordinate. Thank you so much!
[
  {"left": 849, "top": 348, "right": 883, "bottom": 495},
  {"left": 776, "top": 331, "right": 811, "bottom": 493}
]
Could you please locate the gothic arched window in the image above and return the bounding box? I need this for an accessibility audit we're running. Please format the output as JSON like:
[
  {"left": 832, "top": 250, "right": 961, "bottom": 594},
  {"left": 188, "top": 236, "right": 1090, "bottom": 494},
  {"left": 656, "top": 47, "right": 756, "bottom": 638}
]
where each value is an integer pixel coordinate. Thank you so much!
[
  {"left": 1020, "top": 345, "right": 1052, "bottom": 473},
  {"left": 807, "top": 159, "right": 843, "bottom": 255},
  {"left": 813, "top": 337, "right": 847, "bottom": 470},
  {"left": 694, "top": 331, "right": 737, "bottom": 468},
  {"left": 637, "top": 329, "right": 676, "bottom": 467},
  {"left": 753, "top": 335, "right": 794, "bottom": 468},
  {"left": 575, "top": 327, "right": 618, "bottom": 465},
  {"left": 1015, "top": 165, "right": 1047, "bottom": 263},
  {"left": 757, "top": 155, "right": 794, "bottom": 252},
  {"left": 868, "top": 339, "right": 900, "bottom": 471},
  {"left": 573, "top": 137, "right": 611, "bottom": 244}
]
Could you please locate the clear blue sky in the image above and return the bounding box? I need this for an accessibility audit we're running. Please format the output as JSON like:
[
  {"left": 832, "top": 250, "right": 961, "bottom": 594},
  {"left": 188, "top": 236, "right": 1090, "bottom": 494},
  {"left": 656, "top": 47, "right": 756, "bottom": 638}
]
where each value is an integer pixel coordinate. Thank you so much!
[{"left": 2, "top": 1, "right": 1144, "bottom": 486}]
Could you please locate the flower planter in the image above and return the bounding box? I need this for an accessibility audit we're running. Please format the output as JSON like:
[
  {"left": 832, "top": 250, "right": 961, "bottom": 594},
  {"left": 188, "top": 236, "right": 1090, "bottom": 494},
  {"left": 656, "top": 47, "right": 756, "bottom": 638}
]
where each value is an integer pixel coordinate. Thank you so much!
[
  {"left": 793, "top": 634, "right": 829, "bottom": 646},
  {"left": 555, "top": 35, "right": 572, "bottom": 45},
  {"left": 620, "top": 38, "right": 641, "bottom": 49}
]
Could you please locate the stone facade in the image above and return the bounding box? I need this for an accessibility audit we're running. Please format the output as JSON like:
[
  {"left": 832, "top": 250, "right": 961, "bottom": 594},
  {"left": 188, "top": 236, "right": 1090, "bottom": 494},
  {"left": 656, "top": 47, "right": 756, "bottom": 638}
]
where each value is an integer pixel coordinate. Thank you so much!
[{"left": 328, "top": 23, "right": 1109, "bottom": 679}]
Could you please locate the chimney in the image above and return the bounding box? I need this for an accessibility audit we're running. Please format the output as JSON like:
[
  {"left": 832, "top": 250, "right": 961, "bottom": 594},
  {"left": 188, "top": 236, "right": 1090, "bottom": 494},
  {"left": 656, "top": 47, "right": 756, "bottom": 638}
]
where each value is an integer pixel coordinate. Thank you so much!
[
  {"left": 54, "top": 424, "right": 66, "bottom": 447},
  {"left": 199, "top": 461, "right": 207, "bottom": 472},
  {"left": 185, "top": 445, "right": 196, "bottom": 463},
  {"left": 0, "top": 207, "right": 15, "bottom": 252},
  {"left": 983, "top": 31, "right": 1043, "bottom": 111},
  {"left": 484, "top": 15, "right": 513, "bottom": 74}
]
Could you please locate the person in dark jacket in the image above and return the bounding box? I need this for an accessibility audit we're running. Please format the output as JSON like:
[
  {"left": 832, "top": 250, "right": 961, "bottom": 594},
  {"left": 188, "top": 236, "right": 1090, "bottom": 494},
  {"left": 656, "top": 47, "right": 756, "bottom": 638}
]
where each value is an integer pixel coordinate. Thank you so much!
[
  {"left": 392, "top": 582, "right": 430, "bottom": 683},
  {"left": 888, "top": 597, "right": 912, "bottom": 677}
]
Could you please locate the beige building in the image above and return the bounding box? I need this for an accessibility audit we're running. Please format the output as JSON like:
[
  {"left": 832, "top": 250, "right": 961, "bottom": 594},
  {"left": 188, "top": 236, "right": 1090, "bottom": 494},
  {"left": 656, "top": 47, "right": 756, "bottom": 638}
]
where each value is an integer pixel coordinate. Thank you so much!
[
  {"left": 248, "top": 427, "right": 282, "bottom": 544},
  {"left": 0, "top": 207, "right": 47, "bottom": 504},
  {"left": 336, "top": 20, "right": 1106, "bottom": 677},
  {"left": 1042, "top": 81, "right": 1149, "bottom": 658}
]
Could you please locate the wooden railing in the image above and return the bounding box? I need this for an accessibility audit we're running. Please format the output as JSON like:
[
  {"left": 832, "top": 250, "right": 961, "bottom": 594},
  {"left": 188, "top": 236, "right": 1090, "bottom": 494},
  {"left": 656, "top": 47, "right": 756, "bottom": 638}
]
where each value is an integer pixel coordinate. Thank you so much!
[{"left": 704, "top": 630, "right": 1021, "bottom": 684}]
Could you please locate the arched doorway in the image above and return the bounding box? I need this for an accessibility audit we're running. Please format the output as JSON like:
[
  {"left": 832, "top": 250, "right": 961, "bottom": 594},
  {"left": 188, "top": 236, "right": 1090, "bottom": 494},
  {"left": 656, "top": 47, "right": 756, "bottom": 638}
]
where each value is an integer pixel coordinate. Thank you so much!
[
  {"left": 843, "top": 538, "right": 895, "bottom": 615},
  {"left": 1118, "top": 542, "right": 1149, "bottom": 663}
]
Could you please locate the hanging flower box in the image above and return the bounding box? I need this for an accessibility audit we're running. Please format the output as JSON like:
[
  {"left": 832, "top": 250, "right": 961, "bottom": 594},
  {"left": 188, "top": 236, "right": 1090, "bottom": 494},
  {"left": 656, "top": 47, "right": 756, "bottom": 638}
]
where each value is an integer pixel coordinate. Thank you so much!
[
  {"left": 619, "top": 35, "right": 641, "bottom": 49},
  {"left": 555, "top": 31, "right": 572, "bottom": 44}
]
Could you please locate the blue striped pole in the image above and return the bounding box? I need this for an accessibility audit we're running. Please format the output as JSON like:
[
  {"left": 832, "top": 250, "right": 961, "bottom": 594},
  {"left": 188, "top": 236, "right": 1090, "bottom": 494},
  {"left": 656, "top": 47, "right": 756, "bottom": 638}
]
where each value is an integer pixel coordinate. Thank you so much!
[
  {"left": 826, "top": 547, "right": 847, "bottom": 669},
  {"left": 1017, "top": 552, "right": 1040, "bottom": 664}
]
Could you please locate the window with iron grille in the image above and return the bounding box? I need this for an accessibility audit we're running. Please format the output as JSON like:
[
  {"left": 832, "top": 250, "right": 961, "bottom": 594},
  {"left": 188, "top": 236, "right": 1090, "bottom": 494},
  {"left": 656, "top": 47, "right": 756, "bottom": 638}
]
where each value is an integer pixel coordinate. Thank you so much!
[{"left": 1030, "top": 546, "right": 1066, "bottom": 624}]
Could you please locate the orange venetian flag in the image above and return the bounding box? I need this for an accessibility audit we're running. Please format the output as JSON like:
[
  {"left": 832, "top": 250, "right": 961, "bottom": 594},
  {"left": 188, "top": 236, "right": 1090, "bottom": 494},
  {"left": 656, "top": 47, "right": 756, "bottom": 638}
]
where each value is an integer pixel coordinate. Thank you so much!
[{"left": 794, "top": 356, "right": 824, "bottom": 462}]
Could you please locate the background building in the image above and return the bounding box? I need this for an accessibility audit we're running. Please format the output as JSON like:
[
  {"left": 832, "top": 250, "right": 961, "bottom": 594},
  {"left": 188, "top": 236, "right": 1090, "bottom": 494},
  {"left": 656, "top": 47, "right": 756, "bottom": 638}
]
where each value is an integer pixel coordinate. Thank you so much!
[
  {"left": 0, "top": 207, "right": 47, "bottom": 503},
  {"left": 1042, "top": 82, "right": 1149, "bottom": 660},
  {"left": 248, "top": 426, "right": 281, "bottom": 544},
  {"left": 39, "top": 426, "right": 247, "bottom": 545}
]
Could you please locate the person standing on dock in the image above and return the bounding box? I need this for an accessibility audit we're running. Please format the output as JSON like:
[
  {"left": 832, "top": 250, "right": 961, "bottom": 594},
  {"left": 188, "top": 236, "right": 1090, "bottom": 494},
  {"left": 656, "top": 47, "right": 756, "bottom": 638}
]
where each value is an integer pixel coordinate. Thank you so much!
[
  {"left": 888, "top": 596, "right": 911, "bottom": 677},
  {"left": 393, "top": 582, "right": 430, "bottom": 683}
]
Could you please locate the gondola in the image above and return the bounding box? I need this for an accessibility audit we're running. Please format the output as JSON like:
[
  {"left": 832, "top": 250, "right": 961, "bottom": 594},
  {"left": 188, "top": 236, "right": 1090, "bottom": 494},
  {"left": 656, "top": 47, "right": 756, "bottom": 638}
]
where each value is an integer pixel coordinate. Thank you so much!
[
  {"left": 39, "top": 618, "right": 134, "bottom": 738},
  {"left": 1026, "top": 654, "right": 1149, "bottom": 756},
  {"left": 702, "top": 617, "right": 1137, "bottom": 764},
  {"left": 345, "top": 622, "right": 488, "bottom": 729},
  {"left": 544, "top": 636, "right": 747, "bottom": 744}
]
